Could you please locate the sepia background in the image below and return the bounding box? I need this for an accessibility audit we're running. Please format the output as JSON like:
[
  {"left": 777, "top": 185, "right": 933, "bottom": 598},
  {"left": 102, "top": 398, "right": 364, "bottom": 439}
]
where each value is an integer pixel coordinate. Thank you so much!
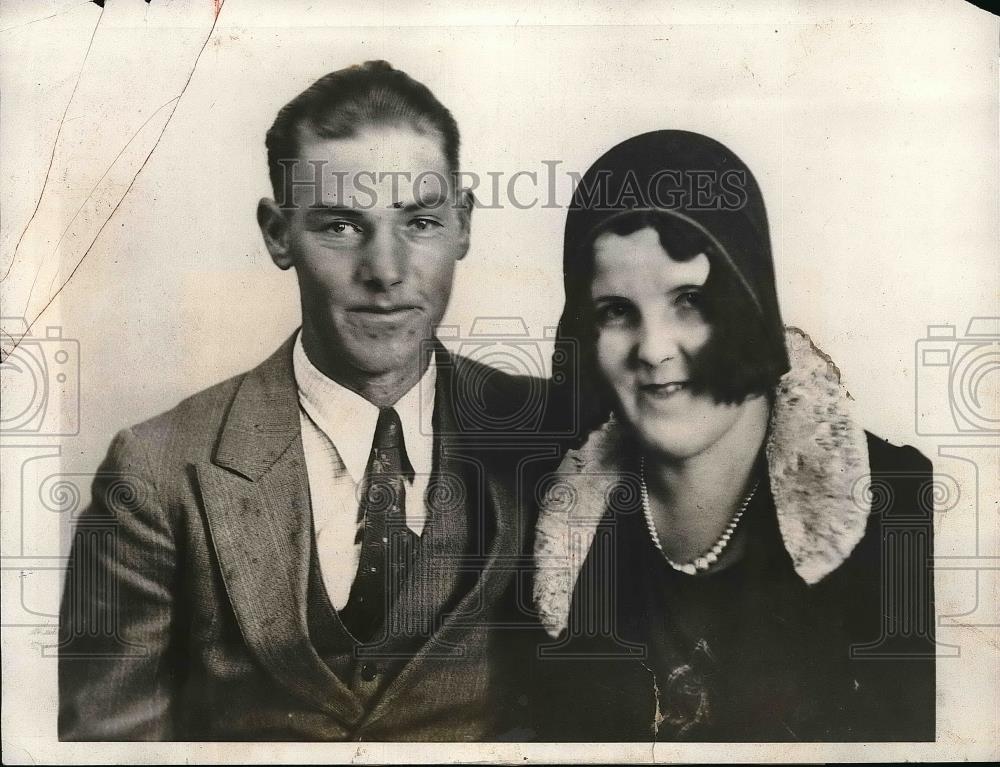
[{"left": 1, "top": 0, "right": 997, "bottom": 762}]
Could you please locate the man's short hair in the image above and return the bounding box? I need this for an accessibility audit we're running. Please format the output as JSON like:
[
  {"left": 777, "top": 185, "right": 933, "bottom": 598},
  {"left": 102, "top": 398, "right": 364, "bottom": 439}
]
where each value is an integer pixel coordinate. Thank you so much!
[{"left": 265, "top": 60, "right": 461, "bottom": 206}]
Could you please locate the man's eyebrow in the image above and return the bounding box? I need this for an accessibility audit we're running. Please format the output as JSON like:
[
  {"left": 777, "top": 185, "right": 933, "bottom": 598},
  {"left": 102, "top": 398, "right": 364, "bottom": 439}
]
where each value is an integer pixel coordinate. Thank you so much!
[
  {"left": 397, "top": 190, "right": 450, "bottom": 212},
  {"left": 304, "top": 204, "right": 366, "bottom": 218}
]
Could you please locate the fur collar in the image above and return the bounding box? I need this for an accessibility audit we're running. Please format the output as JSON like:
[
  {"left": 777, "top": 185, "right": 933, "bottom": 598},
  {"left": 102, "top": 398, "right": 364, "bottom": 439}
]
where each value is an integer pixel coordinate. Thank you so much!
[{"left": 533, "top": 328, "right": 871, "bottom": 638}]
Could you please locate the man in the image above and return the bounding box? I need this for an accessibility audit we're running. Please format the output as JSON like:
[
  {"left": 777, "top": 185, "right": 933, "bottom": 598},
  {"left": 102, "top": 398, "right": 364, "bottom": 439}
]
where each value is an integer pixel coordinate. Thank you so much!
[{"left": 59, "top": 61, "right": 545, "bottom": 741}]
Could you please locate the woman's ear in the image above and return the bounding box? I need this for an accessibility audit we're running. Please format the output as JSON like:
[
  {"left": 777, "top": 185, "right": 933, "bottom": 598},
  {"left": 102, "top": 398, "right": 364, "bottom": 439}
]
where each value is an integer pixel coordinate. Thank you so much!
[{"left": 257, "top": 198, "right": 294, "bottom": 270}]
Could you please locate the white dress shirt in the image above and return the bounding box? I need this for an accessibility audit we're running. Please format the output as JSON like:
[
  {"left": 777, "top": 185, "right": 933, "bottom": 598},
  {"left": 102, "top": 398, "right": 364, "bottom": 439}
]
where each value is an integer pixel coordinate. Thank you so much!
[{"left": 292, "top": 330, "right": 436, "bottom": 610}]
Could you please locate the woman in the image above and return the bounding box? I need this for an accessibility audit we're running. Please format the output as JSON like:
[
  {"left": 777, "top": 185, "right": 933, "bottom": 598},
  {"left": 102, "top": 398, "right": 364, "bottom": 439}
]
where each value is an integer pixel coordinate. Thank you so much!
[{"left": 531, "top": 130, "right": 935, "bottom": 741}]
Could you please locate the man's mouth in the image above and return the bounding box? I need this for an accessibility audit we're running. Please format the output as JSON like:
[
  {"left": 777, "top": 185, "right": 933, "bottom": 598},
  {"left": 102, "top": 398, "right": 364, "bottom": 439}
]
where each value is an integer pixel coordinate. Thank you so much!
[{"left": 349, "top": 304, "right": 419, "bottom": 315}]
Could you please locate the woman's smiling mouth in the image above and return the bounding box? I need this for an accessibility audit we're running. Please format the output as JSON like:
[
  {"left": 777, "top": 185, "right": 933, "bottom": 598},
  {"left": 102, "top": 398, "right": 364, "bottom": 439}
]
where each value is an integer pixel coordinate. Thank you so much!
[{"left": 639, "top": 381, "right": 688, "bottom": 399}]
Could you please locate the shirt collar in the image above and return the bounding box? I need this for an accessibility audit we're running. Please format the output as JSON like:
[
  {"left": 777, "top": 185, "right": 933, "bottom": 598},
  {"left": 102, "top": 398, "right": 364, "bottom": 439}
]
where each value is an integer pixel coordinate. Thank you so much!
[{"left": 292, "top": 329, "right": 436, "bottom": 483}]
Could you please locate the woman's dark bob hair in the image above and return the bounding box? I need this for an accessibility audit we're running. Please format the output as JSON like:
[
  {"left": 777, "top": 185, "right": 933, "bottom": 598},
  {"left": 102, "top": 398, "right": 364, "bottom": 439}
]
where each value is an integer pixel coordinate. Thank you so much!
[{"left": 551, "top": 130, "right": 791, "bottom": 444}]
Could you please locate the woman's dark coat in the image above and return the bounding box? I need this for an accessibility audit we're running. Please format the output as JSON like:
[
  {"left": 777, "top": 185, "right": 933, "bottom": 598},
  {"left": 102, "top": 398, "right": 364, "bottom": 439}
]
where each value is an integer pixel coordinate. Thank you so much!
[{"left": 530, "top": 330, "right": 936, "bottom": 741}]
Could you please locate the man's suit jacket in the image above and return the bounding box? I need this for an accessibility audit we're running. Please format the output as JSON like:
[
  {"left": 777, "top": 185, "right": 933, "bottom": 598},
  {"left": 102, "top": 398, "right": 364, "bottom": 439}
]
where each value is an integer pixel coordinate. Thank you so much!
[{"left": 58, "top": 335, "right": 548, "bottom": 741}]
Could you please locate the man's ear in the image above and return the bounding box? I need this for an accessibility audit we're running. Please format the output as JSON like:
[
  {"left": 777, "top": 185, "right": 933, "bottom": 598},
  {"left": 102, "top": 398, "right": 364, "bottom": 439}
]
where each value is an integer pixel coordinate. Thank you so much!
[
  {"left": 257, "top": 198, "right": 294, "bottom": 270},
  {"left": 455, "top": 188, "right": 474, "bottom": 261}
]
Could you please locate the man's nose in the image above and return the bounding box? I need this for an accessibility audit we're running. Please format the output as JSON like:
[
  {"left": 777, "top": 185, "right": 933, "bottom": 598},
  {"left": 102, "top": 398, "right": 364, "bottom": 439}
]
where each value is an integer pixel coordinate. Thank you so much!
[
  {"left": 358, "top": 227, "right": 406, "bottom": 289},
  {"left": 636, "top": 319, "right": 681, "bottom": 368}
]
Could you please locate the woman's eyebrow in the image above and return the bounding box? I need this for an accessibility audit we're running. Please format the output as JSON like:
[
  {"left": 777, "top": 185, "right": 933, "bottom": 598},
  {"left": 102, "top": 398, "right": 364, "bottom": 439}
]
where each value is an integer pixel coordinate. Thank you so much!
[{"left": 591, "top": 293, "right": 630, "bottom": 303}]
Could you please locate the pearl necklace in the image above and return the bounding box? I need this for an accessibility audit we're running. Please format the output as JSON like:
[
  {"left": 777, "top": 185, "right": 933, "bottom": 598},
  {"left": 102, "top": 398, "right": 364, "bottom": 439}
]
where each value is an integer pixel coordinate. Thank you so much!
[{"left": 640, "top": 456, "right": 759, "bottom": 575}]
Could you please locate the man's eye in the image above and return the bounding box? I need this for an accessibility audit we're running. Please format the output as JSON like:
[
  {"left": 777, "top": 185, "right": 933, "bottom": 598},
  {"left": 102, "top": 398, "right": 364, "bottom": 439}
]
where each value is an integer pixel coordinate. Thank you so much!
[
  {"left": 408, "top": 218, "right": 443, "bottom": 232},
  {"left": 326, "top": 221, "right": 363, "bottom": 235}
]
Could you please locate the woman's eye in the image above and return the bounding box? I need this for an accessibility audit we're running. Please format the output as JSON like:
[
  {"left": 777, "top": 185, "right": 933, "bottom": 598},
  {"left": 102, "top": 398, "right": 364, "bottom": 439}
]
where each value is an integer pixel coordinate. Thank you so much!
[
  {"left": 676, "top": 290, "right": 704, "bottom": 311},
  {"left": 595, "top": 302, "right": 634, "bottom": 327}
]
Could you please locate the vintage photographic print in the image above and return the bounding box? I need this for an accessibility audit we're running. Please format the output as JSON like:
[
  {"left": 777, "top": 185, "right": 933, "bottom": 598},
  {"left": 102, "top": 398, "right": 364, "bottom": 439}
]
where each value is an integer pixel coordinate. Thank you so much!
[{"left": 0, "top": 0, "right": 997, "bottom": 763}]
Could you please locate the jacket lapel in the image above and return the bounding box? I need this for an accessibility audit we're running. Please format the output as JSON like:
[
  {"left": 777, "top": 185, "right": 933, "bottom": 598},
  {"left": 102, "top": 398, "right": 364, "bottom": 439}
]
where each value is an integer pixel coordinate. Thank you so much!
[
  {"left": 196, "top": 335, "right": 363, "bottom": 723},
  {"left": 427, "top": 347, "right": 526, "bottom": 631},
  {"left": 364, "top": 346, "right": 528, "bottom": 721}
]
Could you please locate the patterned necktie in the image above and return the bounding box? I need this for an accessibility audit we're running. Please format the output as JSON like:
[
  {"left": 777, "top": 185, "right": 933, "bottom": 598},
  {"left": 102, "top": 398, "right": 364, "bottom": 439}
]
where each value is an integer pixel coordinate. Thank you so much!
[{"left": 339, "top": 407, "right": 418, "bottom": 642}]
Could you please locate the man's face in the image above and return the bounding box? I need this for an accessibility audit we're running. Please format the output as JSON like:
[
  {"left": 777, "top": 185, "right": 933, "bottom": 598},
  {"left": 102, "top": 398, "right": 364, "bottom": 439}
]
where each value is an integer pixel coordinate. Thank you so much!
[{"left": 260, "top": 124, "right": 469, "bottom": 381}]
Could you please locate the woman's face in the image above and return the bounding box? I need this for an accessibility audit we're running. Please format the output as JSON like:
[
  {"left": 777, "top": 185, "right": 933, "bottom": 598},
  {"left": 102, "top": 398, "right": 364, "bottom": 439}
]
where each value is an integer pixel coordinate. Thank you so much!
[{"left": 590, "top": 226, "right": 745, "bottom": 460}]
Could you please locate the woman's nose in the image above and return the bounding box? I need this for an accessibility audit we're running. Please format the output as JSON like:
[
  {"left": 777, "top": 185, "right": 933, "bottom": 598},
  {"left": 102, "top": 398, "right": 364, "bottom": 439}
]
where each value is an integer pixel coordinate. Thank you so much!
[{"left": 636, "top": 319, "right": 681, "bottom": 368}]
